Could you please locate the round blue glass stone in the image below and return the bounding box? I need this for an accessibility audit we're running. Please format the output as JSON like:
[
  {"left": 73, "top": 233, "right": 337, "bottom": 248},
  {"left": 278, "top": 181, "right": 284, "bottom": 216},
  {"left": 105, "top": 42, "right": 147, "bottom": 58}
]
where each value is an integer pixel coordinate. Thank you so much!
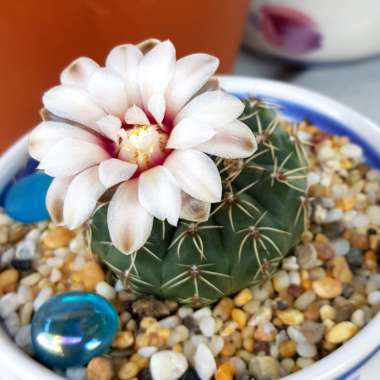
[
  {"left": 4, "top": 172, "right": 52, "bottom": 223},
  {"left": 31, "top": 292, "right": 119, "bottom": 369}
]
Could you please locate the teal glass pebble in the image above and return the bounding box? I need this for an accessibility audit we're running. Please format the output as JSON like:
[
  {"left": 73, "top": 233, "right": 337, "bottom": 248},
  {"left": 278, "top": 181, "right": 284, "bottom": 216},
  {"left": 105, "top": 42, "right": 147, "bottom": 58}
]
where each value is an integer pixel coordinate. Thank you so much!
[
  {"left": 4, "top": 172, "right": 52, "bottom": 223},
  {"left": 31, "top": 292, "right": 119, "bottom": 369}
]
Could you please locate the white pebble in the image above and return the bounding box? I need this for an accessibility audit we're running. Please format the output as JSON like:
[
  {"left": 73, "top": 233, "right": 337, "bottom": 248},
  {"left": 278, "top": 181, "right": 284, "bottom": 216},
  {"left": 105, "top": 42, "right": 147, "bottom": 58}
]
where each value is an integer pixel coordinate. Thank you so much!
[
  {"left": 54, "top": 247, "right": 70, "bottom": 258},
  {"left": 368, "top": 291, "right": 380, "bottom": 305},
  {"left": 307, "top": 172, "right": 320, "bottom": 187},
  {"left": 323, "top": 208, "right": 343, "bottom": 224},
  {"left": 66, "top": 367, "right": 86, "bottom": 380},
  {"left": 69, "top": 234, "right": 85, "bottom": 253},
  {"left": 199, "top": 316, "right": 216, "bottom": 337},
  {"left": 191, "top": 335, "right": 208, "bottom": 347},
  {"left": 1, "top": 247, "right": 15, "bottom": 264},
  {"left": 16, "top": 240, "right": 37, "bottom": 260},
  {"left": 33, "top": 287, "right": 53, "bottom": 311},
  {"left": 282, "top": 256, "right": 299, "bottom": 271},
  {"left": 5, "top": 311, "right": 20, "bottom": 336},
  {"left": 0, "top": 292, "right": 19, "bottom": 318},
  {"left": 294, "top": 291, "right": 316, "bottom": 311},
  {"left": 193, "top": 307, "right": 212, "bottom": 321},
  {"left": 340, "top": 143, "right": 363, "bottom": 159},
  {"left": 21, "top": 272, "right": 41, "bottom": 286},
  {"left": 50, "top": 268, "right": 62, "bottom": 283},
  {"left": 95, "top": 281, "right": 116, "bottom": 300},
  {"left": 150, "top": 351, "right": 188, "bottom": 380},
  {"left": 209, "top": 335, "right": 224, "bottom": 356},
  {"left": 289, "top": 271, "right": 301, "bottom": 286},
  {"left": 296, "top": 342, "right": 317, "bottom": 358},
  {"left": 72, "top": 256, "right": 86, "bottom": 271},
  {"left": 37, "top": 264, "right": 52, "bottom": 277},
  {"left": 159, "top": 315, "right": 180, "bottom": 329},
  {"left": 26, "top": 228, "right": 41, "bottom": 241},
  {"left": 351, "top": 309, "right": 366, "bottom": 328},
  {"left": 178, "top": 306, "right": 193, "bottom": 319},
  {"left": 228, "top": 357, "right": 247, "bottom": 375},
  {"left": 318, "top": 146, "right": 335, "bottom": 161},
  {"left": 367, "top": 206, "right": 380, "bottom": 225},
  {"left": 332, "top": 239, "right": 350, "bottom": 256},
  {"left": 296, "top": 358, "right": 315, "bottom": 369},
  {"left": 194, "top": 343, "right": 216, "bottom": 380},
  {"left": 46, "top": 257, "right": 64, "bottom": 268},
  {"left": 352, "top": 213, "right": 369, "bottom": 228},
  {"left": 287, "top": 326, "right": 307, "bottom": 343},
  {"left": 16, "top": 285, "right": 33, "bottom": 304},
  {"left": 138, "top": 346, "right": 158, "bottom": 358},
  {"left": 15, "top": 324, "right": 31, "bottom": 348}
]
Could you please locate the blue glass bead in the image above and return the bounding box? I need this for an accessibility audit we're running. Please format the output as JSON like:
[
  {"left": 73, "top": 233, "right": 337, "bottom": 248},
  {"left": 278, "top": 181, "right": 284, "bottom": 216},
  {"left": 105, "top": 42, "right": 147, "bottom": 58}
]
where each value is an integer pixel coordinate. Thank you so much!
[
  {"left": 4, "top": 172, "right": 52, "bottom": 223},
  {"left": 31, "top": 292, "right": 119, "bottom": 369}
]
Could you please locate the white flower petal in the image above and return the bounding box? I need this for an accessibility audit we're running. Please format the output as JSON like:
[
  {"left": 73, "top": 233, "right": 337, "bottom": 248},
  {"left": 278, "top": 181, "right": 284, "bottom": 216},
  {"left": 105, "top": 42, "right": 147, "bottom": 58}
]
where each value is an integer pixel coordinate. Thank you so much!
[
  {"left": 147, "top": 93, "right": 166, "bottom": 125},
  {"left": 96, "top": 115, "right": 122, "bottom": 142},
  {"left": 98, "top": 158, "right": 137, "bottom": 188},
  {"left": 166, "top": 54, "right": 219, "bottom": 117},
  {"left": 108, "top": 179, "right": 154, "bottom": 255},
  {"left": 29, "top": 121, "right": 100, "bottom": 161},
  {"left": 125, "top": 105, "right": 150, "bottom": 125},
  {"left": 166, "top": 117, "right": 216, "bottom": 150},
  {"left": 63, "top": 166, "right": 106, "bottom": 229},
  {"left": 38, "top": 138, "right": 110, "bottom": 177},
  {"left": 60, "top": 57, "right": 99, "bottom": 88},
  {"left": 43, "top": 85, "right": 106, "bottom": 127},
  {"left": 137, "top": 39, "right": 161, "bottom": 54},
  {"left": 175, "top": 90, "right": 244, "bottom": 127},
  {"left": 46, "top": 177, "right": 73, "bottom": 224},
  {"left": 138, "top": 166, "right": 181, "bottom": 225},
  {"left": 164, "top": 149, "right": 222, "bottom": 203},
  {"left": 196, "top": 120, "right": 257, "bottom": 159},
  {"left": 180, "top": 192, "right": 210, "bottom": 223},
  {"left": 106, "top": 44, "right": 143, "bottom": 106},
  {"left": 139, "top": 40, "right": 176, "bottom": 108},
  {"left": 88, "top": 68, "right": 128, "bottom": 118}
]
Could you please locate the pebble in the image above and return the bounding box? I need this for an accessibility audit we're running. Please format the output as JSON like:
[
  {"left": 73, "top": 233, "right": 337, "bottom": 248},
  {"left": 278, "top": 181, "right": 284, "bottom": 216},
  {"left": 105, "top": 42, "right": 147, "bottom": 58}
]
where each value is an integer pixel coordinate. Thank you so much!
[
  {"left": 159, "top": 315, "right": 180, "bottom": 329},
  {"left": 20, "top": 272, "right": 41, "bottom": 287},
  {"left": 150, "top": 351, "right": 188, "bottom": 380},
  {"left": 194, "top": 343, "right": 216, "bottom": 380},
  {"left": 234, "top": 289, "right": 253, "bottom": 307},
  {"left": 118, "top": 362, "right": 140, "bottom": 380},
  {"left": 80, "top": 261, "right": 106, "bottom": 291},
  {"left": 20, "top": 302, "right": 33, "bottom": 325},
  {"left": 367, "top": 205, "right": 380, "bottom": 225},
  {"left": 178, "top": 307, "right": 193, "bottom": 319},
  {"left": 325, "top": 322, "right": 358, "bottom": 344},
  {"left": 0, "top": 268, "right": 19, "bottom": 293},
  {"left": 112, "top": 331, "right": 134, "bottom": 349},
  {"left": 231, "top": 309, "right": 247, "bottom": 329},
  {"left": 313, "top": 241, "right": 335, "bottom": 261},
  {"left": 66, "top": 367, "right": 86, "bottom": 380},
  {"left": 213, "top": 298, "right": 234, "bottom": 320},
  {"left": 215, "top": 362, "right": 235, "bottom": 380},
  {"left": 1, "top": 247, "right": 15, "bottom": 264},
  {"left": 193, "top": 307, "right": 212, "bottom": 321},
  {"left": 279, "top": 340, "right": 297, "bottom": 358},
  {"left": 199, "top": 316, "right": 216, "bottom": 337},
  {"left": 277, "top": 309, "right": 304, "bottom": 326},
  {"left": 351, "top": 309, "right": 366, "bottom": 327},
  {"left": 298, "top": 321, "right": 325, "bottom": 344},
  {"left": 5, "top": 311, "right": 20, "bottom": 336},
  {"left": 331, "top": 257, "right": 353, "bottom": 283},
  {"left": 15, "top": 240, "right": 37, "bottom": 260},
  {"left": 324, "top": 208, "right": 343, "bottom": 224},
  {"left": 0, "top": 292, "right": 19, "bottom": 318},
  {"left": 46, "top": 256, "right": 64, "bottom": 268},
  {"left": 367, "top": 290, "right": 380, "bottom": 305},
  {"left": 209, "top": 335, "right": 224, "bottom": 356},
  {"left": 43, "top": 227, "right": 75, "bottom": 249},
  {"left": 294, "top": 291, "right": 316, "bottom": 311},
  {"left": 139, "top": 346, "right": 159, "bottom": 358},
  {"left": 296, "top": 342, "right": 317, "bottom": 358},
  {"left": 33, "top": 287, "right": 53, "bottom": 311},
  {"left": 296, "top": 244, "right": 320, "bottom": 269},
  {"left": 249, "top": 356, "right": 280, "bottom": 380},
  {"left": 312, "top": 277, "right": 342, "bottom": 299},
  {"left": 86, "top": 357, "right": 114, "bottom": 380},
  {"left": 14, "top": 324, "right": 31, "bottom": 348},
  {"left": 16, "top": 284, "right": 33, "bottom": 304},
  {"left": 96, "top": 281, "right": 116, "bottom": 300}
]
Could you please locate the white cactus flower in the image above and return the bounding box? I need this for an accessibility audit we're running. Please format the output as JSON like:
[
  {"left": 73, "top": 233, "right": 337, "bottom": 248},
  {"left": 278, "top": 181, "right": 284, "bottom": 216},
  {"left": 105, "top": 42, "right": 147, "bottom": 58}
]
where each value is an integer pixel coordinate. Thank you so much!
[{"left": 29, "top": 39, "right": 257, "bottom": 255}]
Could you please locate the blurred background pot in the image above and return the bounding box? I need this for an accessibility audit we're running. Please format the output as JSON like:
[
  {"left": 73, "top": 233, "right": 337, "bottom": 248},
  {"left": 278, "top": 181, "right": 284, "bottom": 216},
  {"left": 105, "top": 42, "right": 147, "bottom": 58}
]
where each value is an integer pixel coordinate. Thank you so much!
[
  {"left": 0, "top": 0, "right": 248, "bottom": 152},
  {"left": 244, "top": 0, "right": 380, "bottom": 63}
]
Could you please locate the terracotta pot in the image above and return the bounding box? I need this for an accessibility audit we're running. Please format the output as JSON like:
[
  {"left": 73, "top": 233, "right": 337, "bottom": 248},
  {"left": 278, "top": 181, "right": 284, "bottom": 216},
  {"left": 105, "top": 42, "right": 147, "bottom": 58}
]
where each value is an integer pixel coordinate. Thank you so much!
[{"left": 0, "top": 0, "right": 248, "bottom": 152}]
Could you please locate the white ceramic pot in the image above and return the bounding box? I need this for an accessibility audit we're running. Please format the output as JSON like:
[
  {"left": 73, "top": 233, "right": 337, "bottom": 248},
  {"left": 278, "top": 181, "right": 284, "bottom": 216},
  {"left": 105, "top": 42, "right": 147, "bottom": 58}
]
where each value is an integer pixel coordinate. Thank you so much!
[
  {"left": 243, "top": 0, "right": 380, "bottom": 63},
  {"left": 0, "top": 77, "right": 380, "bottom": 379}
]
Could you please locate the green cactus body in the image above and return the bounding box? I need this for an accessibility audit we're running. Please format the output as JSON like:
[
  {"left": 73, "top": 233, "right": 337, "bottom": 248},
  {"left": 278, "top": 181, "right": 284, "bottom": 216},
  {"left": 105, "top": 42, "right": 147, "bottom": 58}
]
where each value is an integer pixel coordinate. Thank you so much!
[{"left": 91, "top": 98, "right": 308, "bottom": 306}]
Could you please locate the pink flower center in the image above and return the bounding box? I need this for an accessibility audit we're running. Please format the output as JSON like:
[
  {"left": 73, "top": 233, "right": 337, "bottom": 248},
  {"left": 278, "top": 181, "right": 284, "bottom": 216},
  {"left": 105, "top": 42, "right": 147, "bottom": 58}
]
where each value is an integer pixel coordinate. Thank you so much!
[{"left": 118, "top": 124, "right": 169, "bottom": 171}]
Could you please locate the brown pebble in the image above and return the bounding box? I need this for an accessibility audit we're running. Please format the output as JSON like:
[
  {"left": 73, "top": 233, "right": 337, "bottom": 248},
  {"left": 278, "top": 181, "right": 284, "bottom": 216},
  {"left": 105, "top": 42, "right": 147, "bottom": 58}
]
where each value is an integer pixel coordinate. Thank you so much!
[
  {"left": 80, "top": 261, "right": 106, "bottom": 291},
  {"left": 118, "top": 362, "right": 139, "bottom": 380},
  {"left": 8, "top": 225, "right": 30, "bottom": 243},
  {"left": 86, "top": 357, "right": 114, "bottom": 380},
  {"left": 299, "top": 321, "right": 325, "bottom": 344},
  {"left": 334, "top": 299, "right": 355, "bottom": 322},
  {"left": 214, "top": 298, "right": 235, "bottom": 320},
  {"left": 364, "top": 250, "right": 378, "bottom": 272},
  {"left": 350, "top": 233, "right": 369, "bottom": 250},
  {"left": 303, "top": 303, "right": 320, "bottom": 321},
  {"left": 112, "top": 331, "right": 134, "bottom": 349},
  {"left": 313, "top": 241, "right": 335, "bottom": 261},
  {"left": 254, "top": 324, "right": 276, "bottom": 342},
  {"left": 43, "top": 227, "right": 75, "bottom": 248},
  {"left": 132, "top": 297, "right": 170, "bottom": 318},
  {"left": 0, "top": 268, "right": 19, "bottom": 294},
  {"left": 288, "top": 284, "right": 303, "bottom": 298},
  {"left": 331, "top": 257, "right": 353, "bottom": 283},
  {"left": 253, "top": 340, "right": 270, "bottom": 354},
  {"left": 312, "top": 277, "right": 342, "bottom": 299}
]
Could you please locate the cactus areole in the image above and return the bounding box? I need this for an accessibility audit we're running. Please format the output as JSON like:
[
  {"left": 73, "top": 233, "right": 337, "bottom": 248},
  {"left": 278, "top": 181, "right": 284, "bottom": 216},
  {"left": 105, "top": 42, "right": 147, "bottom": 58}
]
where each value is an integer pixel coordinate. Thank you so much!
[{"left": 29, "top": 39, "right": 307, "bottom": 305}]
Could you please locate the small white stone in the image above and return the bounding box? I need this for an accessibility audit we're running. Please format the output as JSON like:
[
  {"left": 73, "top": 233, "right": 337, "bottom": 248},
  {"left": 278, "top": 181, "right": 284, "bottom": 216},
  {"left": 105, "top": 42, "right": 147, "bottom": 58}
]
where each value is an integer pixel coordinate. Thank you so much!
[
  {"left": 228, "top": 357, "right": 247, "bottom": 375},
  {"left": 66, "top": 367, "right": 86, "bottom": 380},
  {"left": 33, "top": 287, "right": 53, "bottom": 311},
  {"left": 199, "top": 316, "right": 216, "bottom": 337},
  {"left": 138, "top": 346, "right": 158, "bottom": 358},
  {"left": 294, "top": 291, "right": 316, "bottom": 311},
  {"left": 332, "top": 239, "right": 351, "bottom": 256},
  {"left": 0, "top": 292, "right": 19, "bottom": 318},
  {"left": 26, "top": 228, "right": 41, "bottom": 241},
  {"left": 21, "top": 272, "right": 41, "bottom": 286},
  {"left": 183, "top": 341, "right": 196, "bottom": 362},
  {"left": 46, "top": 257, "right": 64, "bottom": 268},
  {"left": 321, "top": 197, "right": 335, "bottom": 209},
  {"left": 37, "top": 264, "right": 52, "bottom": 277},
  {"left": 282, "top": 256, "right": 299, "bottom": 271},
  {"left": 5, "top": 311, "right": 20, "bottom": 336},
  {"left": 323, "top": 208, "right": 343, "bottom": 224},
  {"left": 307, "top": 172, "right": 320, "bottom": 187},
  {"left": 16, "top": 240, "right": 37, "bottom": 260},
  {"left": 209, "top": 335, "right": 224, "bottom": 356},
  {"left": 340, "top": 143, "right": 363, "bottom": 159},
  {"left": 15, "top": 324, "right": 31, "bottom": 348},
  {"left": 1, "top": 247, "right": 15, "bottom": 264},
  {"left": 0, "top": 213, "right": 13, "bottom": 225},
  {"left": 159, "top": 315, "right": 180, "bottom": 329},
  {"left": 54, "top": 247, "right": 70, "bottom": 258},
  {"left": 289, "top": 271, "right": 301, "bottom": 286},
  {"left": 150, "top": 351, "right": 188, "bottom": 380},
  {"left": 191, "top": 334, "right": 208, "bottom": 347},
  {"left": 352, "top": 213, "right": 370, "bottom": 228},
  {"left": 50, "top": 268, "right": 62, "bottom": 283},
  {"left": 193, "top": 307, "right": 212, "bottom": 321},
  {"left": 287, "top": 326, "right": 307, "bottom": 343},
  {"left": 318, "top": 146, "right": 335, "bottom": 161},
  {"left": 16, "top": 285, "right": 33, "bottom": 304},
  {"left": 178, "top": 306, "right": 193, "bottom": 319},
  {"left": 95, "top": 281, "right": 116, "bottom": 300},
  {"left": 368, "top": 291, "right": 380, "bottom": 305},
  {"left": 367, "top": 206, "right": 380, "bottom": 225},
  {"left": 69, "top": 234, "right": 85, "bottom": 253},
  {"left": 296, "top": 343, "right": 317, "bottom": 358},
  {"left": 351, "top": 309, "right": 366, "bottom": 328},
  {"left": 193, "top": 343, "right": 216, "bottom": 380}
]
